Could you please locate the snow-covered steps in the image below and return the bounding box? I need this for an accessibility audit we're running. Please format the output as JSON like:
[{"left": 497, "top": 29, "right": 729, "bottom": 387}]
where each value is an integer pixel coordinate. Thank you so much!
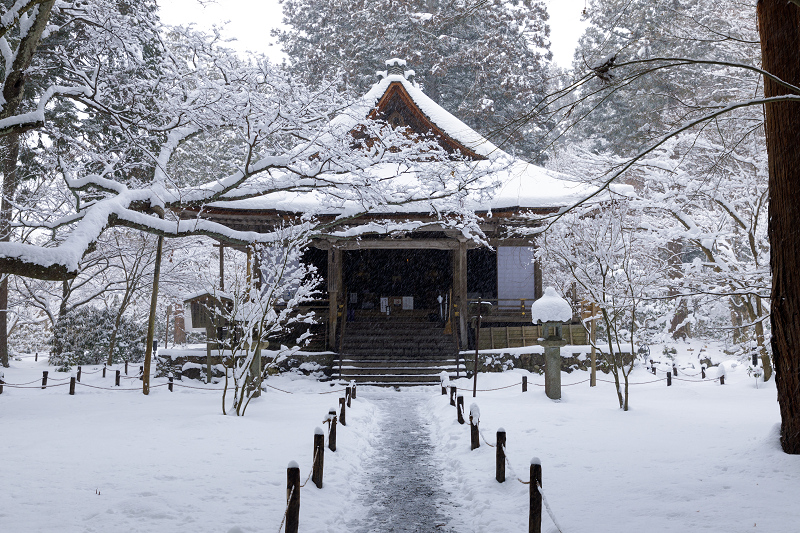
[{"left": 337, "top": 320, "right": 460, "bottom": 385}]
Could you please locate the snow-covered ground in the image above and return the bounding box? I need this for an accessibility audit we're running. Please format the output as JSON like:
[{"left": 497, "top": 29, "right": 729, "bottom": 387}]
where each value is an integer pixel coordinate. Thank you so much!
[{"left": 1, "top": 347, "right": 796, "bottom": 532}]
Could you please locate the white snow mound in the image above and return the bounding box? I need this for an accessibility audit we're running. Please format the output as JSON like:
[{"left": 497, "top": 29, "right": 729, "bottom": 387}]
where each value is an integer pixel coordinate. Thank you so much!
[{"left": 530, "top": 286, "right": 573, "bottom": 323}]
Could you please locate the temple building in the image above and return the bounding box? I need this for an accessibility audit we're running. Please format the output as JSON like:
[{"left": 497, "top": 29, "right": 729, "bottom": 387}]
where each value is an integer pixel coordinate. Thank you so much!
[{"left": 186, "top": 59, "right": 594, "bottom": 384}]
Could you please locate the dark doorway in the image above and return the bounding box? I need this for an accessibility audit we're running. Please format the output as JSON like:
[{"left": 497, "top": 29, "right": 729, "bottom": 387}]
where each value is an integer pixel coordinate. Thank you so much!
[
  {"left": 343, "top": 249, "right": 452, "bottom": 311},
  {"left": 467, "top": 247, "right": 497, "bottom": 299}
]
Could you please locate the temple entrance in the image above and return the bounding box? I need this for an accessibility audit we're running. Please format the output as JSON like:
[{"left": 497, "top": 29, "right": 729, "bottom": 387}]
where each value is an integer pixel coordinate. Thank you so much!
[{"left": 343, "top": 249, "right": 452, "bottom": 320}]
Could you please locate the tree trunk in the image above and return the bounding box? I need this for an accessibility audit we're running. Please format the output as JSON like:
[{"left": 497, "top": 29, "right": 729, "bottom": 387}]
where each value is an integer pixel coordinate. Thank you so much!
[
  {"left": 666, "top": 239, "right": 689, "bottom": 340},
  {"left": 0, "top": 135, "right": 20, "bottom": 367},
  {"left": 758, "top": 0, "right": 800, "bottom": 454},
  {"left": 142, "top": 235, "right": 164, "bottom": 395}
]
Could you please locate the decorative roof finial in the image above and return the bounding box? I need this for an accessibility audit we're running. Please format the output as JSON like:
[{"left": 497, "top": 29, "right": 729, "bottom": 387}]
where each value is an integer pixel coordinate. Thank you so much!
[{"left": 385, "top": 58, "right": 407, "bottom": 77}]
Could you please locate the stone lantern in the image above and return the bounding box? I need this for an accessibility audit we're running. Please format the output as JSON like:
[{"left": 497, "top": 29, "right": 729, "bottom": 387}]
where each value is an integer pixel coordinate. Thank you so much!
[{"left": 530, "top": 287, "right": 572, "bottom": 400}]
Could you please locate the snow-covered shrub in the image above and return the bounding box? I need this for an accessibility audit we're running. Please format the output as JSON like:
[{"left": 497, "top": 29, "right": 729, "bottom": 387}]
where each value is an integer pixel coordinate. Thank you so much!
[{"left": 49, "top": 308, "right": 146, "bottom": 370}]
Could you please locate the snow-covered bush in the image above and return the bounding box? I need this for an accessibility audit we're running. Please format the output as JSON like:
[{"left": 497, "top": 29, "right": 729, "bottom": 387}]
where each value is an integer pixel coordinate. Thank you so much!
[{"left": 49, "top": 308, "right": 145, "bottom": 370}]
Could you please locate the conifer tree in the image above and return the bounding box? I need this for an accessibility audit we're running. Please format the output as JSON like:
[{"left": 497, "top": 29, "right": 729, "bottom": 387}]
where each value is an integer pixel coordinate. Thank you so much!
[{"left": 276, "top": 0, "right": 553, "bottom": 161}]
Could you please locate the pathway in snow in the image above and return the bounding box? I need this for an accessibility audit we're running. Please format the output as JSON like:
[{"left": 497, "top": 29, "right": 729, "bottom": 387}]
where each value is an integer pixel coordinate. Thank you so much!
[{"left": 351, "top": 391, "right": 457, "bottom": 532}]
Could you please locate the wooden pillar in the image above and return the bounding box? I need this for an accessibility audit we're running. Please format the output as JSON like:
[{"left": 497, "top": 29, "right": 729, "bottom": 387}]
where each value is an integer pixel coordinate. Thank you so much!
[
  {"left": 533, "top": 255, "right": 543, "bottom": 301},
  {"left": 454, "top": 239, "right": 468, "bottom": 348},
  {"left": 327, "top": 244, "right": 342, "bottom": 351},
  {"left": 216, "top": 243, "right": 225, "bottom": 292}
]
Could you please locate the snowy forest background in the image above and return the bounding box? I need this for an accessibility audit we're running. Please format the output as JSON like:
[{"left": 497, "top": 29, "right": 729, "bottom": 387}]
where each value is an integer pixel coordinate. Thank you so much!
[{"left": 0, "top": 1, "right": 785, "bottom": 420}]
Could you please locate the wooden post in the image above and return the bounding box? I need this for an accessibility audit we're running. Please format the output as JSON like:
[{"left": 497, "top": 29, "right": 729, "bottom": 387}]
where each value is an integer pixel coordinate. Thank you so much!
[
  {"left": 41, "top": 370, "right": 48, "bottom": 389},
  {"left": 473, "top": 302, "right": 481, "bottom": 398},
  {"left": 470, "top": 412, "right": 480, "bottom": 451},
  {"left": 313, "top": 427, "right": 325, "bottom": 489},
  {"left": 672, "top": 364, "right": 678, "bottom": 376},
  {"left": 0, "top": 371, "right": 4, "bottom": 394},
  {"left": 69, "top": 375, "right": 76, "bottom": 395},
  {"left": 339, "top": 397, "right": 347, "bottom": 426},
  {"left": 496, "top": 428, "right": 506, "bottom": 483},
  {"left": 442, "top": 385, "right": 447, "bottom": 395},
  {"left": 701, "top": 366, "right": 706, "bottom": 379},
  {"left": 530, "top": 459, "right": 542, "bottom": 533},
  {"left": 327, "top": 245, "right": 342, "bottom": 352},
  {"left": 34, "top": 352, "right": 38, "bottom": 362},
  {"left": 168, "top": 373, "right": 174, "bottom": 392},
  {"left": 115, "top": 370, "right": 121, "bottom": 387},
  {"left": 351, "top": 382, "right": 356, "bottom": 399},
  {"left": 652, "top": 366, "right": 656, "bottom": 375},
  {"left": 77, "top": 366, "right": 81, "bottom": 382},
  {"left": 125, "top": 361, "right": 128, "bottom": 375},
  {"left": 667, "top": 372, "right": 672, "bottom": 386},
  {"left": 590, "top": 303, "right": 597, "bottom": 387},
  {"left": 456, "top": 395, "right": 465, "bottom": 425},
  {"left": 346, "top": 386, "right": 352, "bottom": 407},
  {"left": 449, "top": 386, "right": 456, "bottom": 406},
  {"left": 522, "top": 375, "right": 527, "bottom": 392},
  {"left": 286, "top": 461, "right": 300, "bottom": 533},
  {"left": 102, "top": 364, "right": 106, "bottom": 378},
  {"left": 720, "top": 374, "right": 725, "bottom": 385},
  {"left": 328, "top": 409, "right": 337, "bottom": 452},
  {"left": 139, "top": 365, "right": 144, "bottom": 381}
]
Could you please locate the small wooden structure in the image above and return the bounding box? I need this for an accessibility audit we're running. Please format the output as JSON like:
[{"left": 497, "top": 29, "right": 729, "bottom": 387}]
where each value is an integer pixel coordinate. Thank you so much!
[{"left": 184, "top": 291, "right": 234, "bottom": 382}]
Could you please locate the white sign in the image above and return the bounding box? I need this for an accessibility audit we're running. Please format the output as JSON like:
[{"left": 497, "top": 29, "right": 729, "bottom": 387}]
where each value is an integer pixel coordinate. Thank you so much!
[
  {"left": 380, "top": 297, "right": 389, "bottom": 314},
  {"left": 402, "top": 296, "right": 414, "bottom": 310}
]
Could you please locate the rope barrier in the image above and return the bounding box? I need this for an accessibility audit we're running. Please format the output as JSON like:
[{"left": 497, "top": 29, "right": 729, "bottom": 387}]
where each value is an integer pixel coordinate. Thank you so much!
[
  {"left": 317, "top": 387, "right": 348, "bottom": 395},
  {"left": 454, "top": 382, "right": 522, "bottom": 392},
  {"left": 537, "top": 481, "right": 565, "bottom": 533},
  {"left": 478, "top": 426, "right": 496, "bottom": 448},
  {"left": 44, "top": 375, "right": 72, "bottom": 382},
  {"left": 171, "top": 382, "right": 227, "bottom": 391},
  {"left": 277, "top": 485, "right": 295, "bottom": 533},
  {"left": 263, "top": 383, "right": 294, "bottom": 394},
  {"left": 2, "top": 382, "right": 70, "bottom": 389},
  {"left": 501, "top": 444, "right": 530, "bottom": 485},
  {"left": 673, "top": 376, "right": 719, "bottom": 383},
  {"left": 75, "top": 382, "right": 169, "bottom": 391},
  {"left": 299, "top": 448, "right": 320, "bottom": 488},
  {"left": 595, "top": 377, "right": 667, "bottom": 386},
  {"left": 1, "top": 377, "right": 44, "bottom": 386}
]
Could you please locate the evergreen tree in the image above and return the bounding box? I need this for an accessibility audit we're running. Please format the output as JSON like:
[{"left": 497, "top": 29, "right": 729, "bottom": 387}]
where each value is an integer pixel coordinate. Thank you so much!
[
  {"left": 276, "top": 0, "right": 553, "bottom": 161},
  {"left": 570, "top": 0, "right": 760, "bottom": 153},
  {"left": 49, "top": 307, "right": 146, "bottom": 370}
]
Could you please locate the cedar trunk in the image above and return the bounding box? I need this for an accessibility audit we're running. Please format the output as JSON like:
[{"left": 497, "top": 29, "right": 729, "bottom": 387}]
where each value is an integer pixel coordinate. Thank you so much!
[{"left": 758, "top": 0, "right": 800, "bottom": 454}]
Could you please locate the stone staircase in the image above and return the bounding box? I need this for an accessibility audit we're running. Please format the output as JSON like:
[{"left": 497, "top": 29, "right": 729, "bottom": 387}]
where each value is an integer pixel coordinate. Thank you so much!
[{"left": 335, "top": 319, "right": 461, "bottom": 386}]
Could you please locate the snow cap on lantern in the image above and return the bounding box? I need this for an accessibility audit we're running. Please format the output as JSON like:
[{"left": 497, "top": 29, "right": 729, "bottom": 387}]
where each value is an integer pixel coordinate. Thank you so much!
[{"left": 530, "top": 286, "right": 572, "bottom": 341}]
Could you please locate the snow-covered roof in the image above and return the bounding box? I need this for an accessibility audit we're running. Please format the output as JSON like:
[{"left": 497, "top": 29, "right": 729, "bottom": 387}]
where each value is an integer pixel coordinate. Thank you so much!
[
  {"left": 209, "top": 62, "right": 614, "bottom": 218},
  {"left": 336, "top": 71, "right": 500, "bottom": 159}
]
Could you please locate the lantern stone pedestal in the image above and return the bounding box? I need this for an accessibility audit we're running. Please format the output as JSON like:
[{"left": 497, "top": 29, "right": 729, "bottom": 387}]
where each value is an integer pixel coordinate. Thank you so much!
[
  {"left": 542, "top": 335, "right": 567, "bottom": 400},
  {"left": 530, "top": 287, "right": 573, "bottom": 402}
]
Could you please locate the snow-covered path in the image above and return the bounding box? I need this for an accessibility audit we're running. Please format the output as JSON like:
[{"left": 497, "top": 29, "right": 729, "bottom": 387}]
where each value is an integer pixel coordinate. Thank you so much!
[{"left": 349, "top": 391, "right": 456, "bottom": 533}]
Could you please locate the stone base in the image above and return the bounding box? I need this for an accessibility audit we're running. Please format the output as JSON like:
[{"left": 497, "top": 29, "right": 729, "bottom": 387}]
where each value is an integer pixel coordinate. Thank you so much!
[{"left": 461, "top": 350, "right": 634, "bottom": 375}]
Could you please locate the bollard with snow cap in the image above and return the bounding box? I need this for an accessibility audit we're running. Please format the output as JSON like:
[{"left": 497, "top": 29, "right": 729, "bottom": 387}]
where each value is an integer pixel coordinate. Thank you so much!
[
  {"left": 469, "top": 403, "right": 480, "bottom": 450},
  {"left": 530, "top": 287, "right": 572, "bottom": 401}
]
